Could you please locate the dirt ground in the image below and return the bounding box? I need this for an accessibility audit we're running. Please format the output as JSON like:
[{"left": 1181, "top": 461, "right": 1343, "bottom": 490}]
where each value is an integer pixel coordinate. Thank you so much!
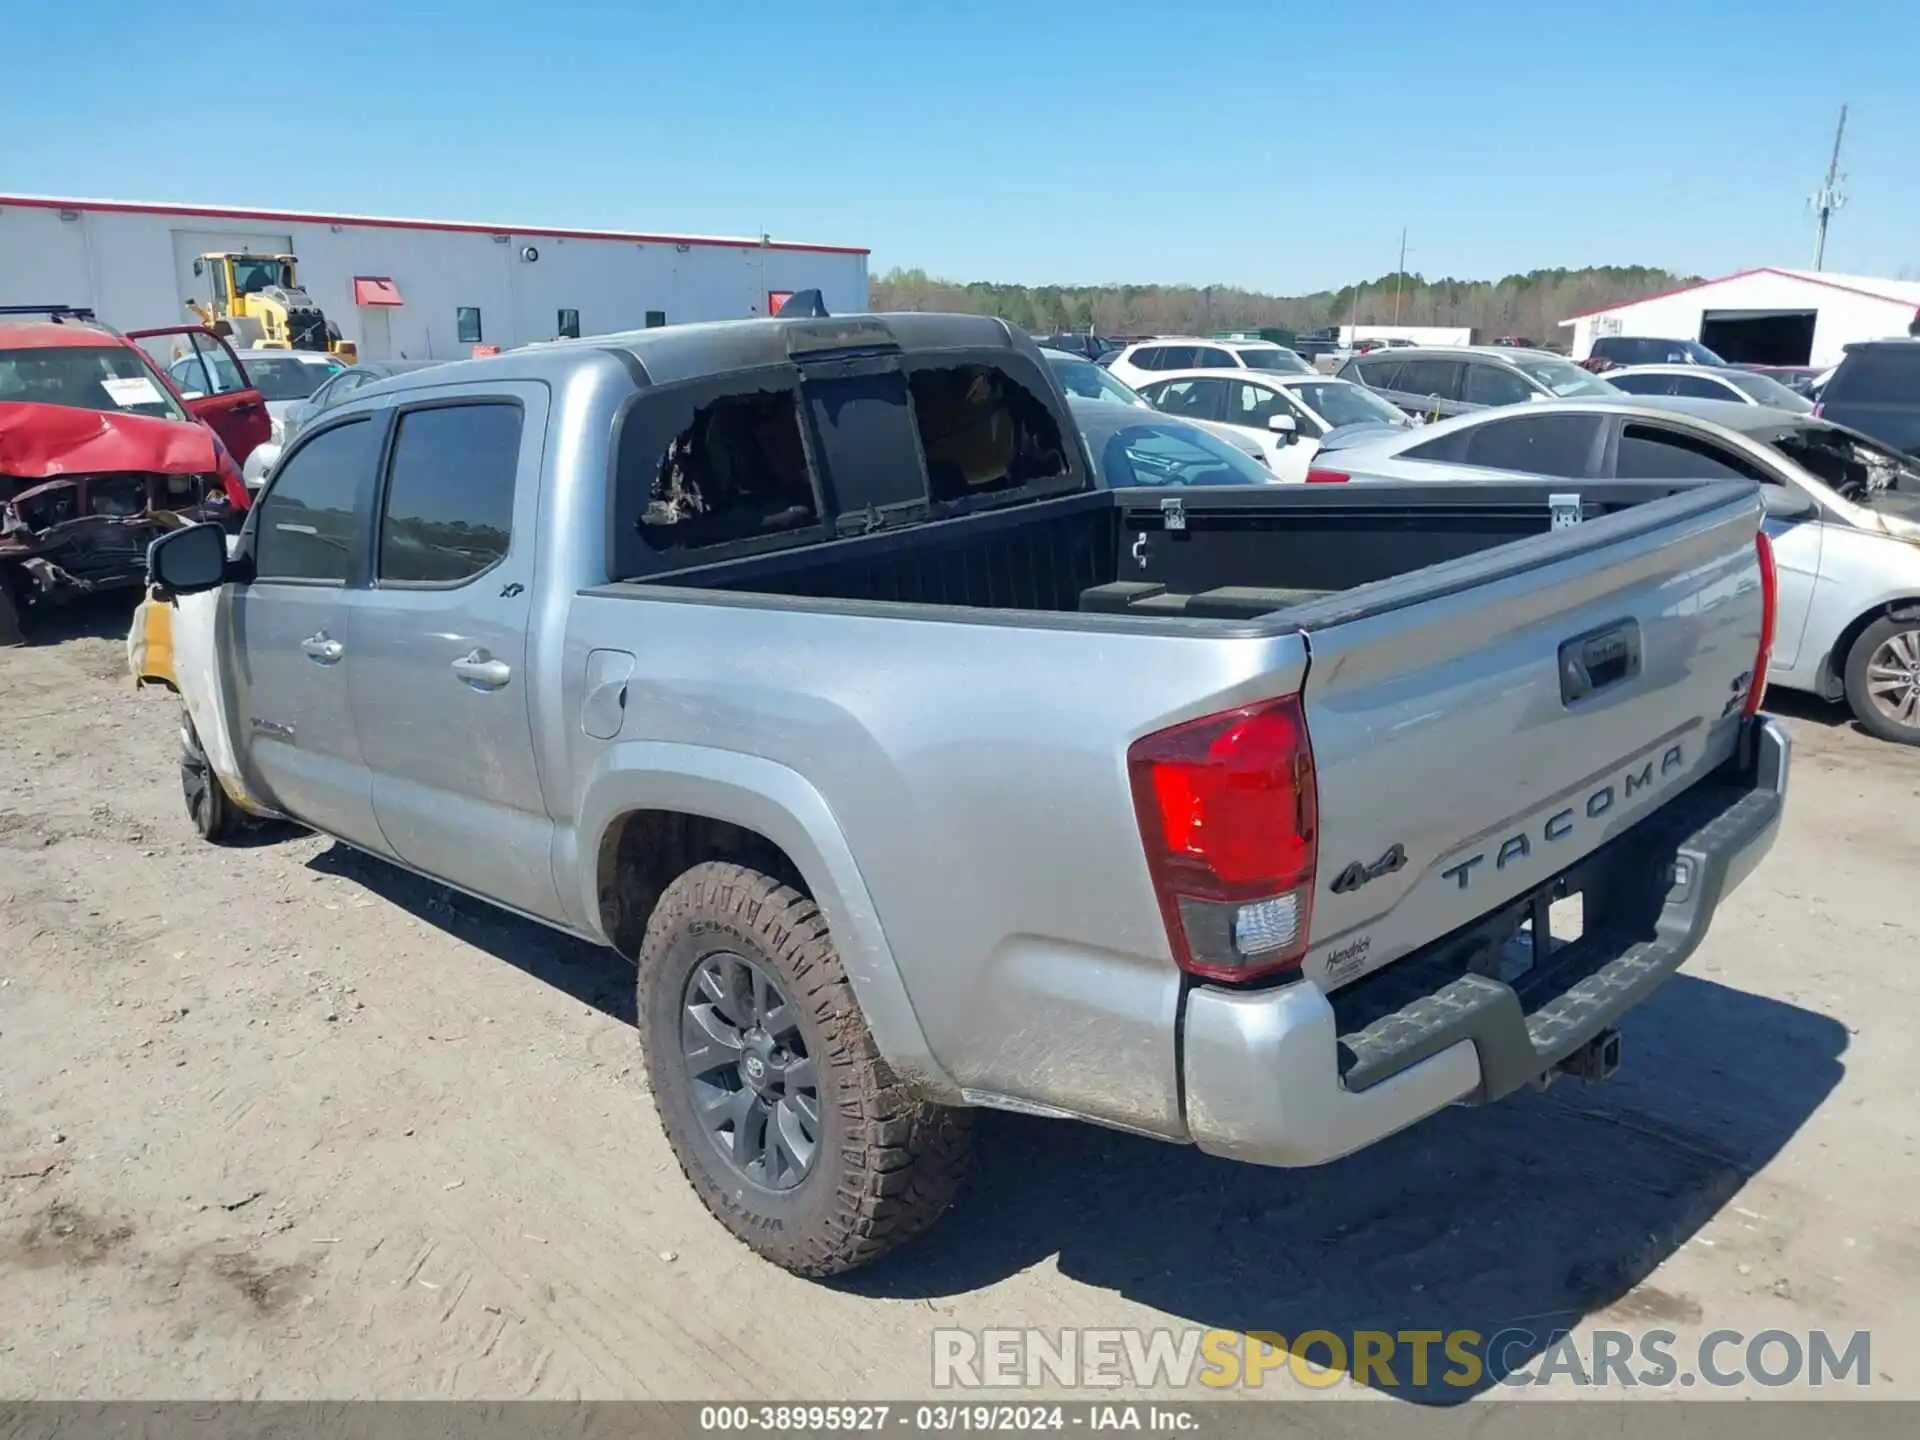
[{"left": 1, "top": 598, "right": 1917, "bottom": 1405}]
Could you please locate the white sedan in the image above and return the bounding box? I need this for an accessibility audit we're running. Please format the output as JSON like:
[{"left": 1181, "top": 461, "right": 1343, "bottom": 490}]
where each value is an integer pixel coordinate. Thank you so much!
[
  {"left": 1599, "top": 364, "right": 1815, "bottom": 413},
  {"left": 1131, "top": 369, "right": 1410, "bottom": 480}
]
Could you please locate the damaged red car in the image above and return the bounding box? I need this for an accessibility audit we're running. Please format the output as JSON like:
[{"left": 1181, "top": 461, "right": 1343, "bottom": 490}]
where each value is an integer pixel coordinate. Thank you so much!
[{"left": 0, "top": 308, "right": 267, "bottom": 645}]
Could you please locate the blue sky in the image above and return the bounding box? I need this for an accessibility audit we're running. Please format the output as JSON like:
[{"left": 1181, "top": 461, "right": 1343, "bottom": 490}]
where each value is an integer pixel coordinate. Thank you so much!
[{"left": 7, "top": 0, "right": 1916, "bottom": 292}]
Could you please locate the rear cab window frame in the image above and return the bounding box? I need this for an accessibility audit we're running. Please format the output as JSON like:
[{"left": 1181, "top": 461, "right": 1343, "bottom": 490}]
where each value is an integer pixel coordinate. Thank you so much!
[{"left": 608, "top": 346, "right": 1086, "bottom": 582}]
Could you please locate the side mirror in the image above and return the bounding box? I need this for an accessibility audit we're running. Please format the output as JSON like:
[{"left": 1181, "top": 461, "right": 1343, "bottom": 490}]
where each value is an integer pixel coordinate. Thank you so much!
[
  {"left": 1267, "top": 413, "right": 1299, "bottom": 438},
  {"left": 1761, "top": 487, "right": 1818, "bottom": 521},
  {"left": 147, "top": 522, "right": 229, "bottom": 596},
  {"left": 192, "top": 259, "right": 204, "bottom": 277}
]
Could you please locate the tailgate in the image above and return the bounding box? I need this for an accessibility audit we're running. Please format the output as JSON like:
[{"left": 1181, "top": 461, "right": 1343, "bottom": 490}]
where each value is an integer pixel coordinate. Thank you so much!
[{"left": 1293, "top": 482, "right": 1766, "bottom": 991}]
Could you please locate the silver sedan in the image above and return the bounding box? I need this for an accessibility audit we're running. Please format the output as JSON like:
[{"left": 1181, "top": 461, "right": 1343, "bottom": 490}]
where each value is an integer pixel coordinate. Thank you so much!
[{"left": 1317, "top": 395, "right": 1920, "bottom": 743}]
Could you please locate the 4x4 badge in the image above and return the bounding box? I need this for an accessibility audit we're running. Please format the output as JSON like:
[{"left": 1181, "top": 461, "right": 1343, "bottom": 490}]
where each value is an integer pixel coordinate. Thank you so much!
[{"left": 1331, "top": 843, "right": 1408, "bottom": 895}]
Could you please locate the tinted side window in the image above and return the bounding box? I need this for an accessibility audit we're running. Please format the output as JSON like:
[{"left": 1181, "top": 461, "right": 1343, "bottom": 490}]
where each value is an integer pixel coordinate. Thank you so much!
[
  {"left": 1825, "top": 349, "right": 1920, "bottom": 405},
  {"left": 378, "top": 403, "right": 522, "bottom": 584},
  {"left": 1156, "top": 346, "right": 1199, "bottom": 369},
  {"left": 1192, "top": 347, "right": 1237, "bottom": 369},
  {"left": 1604, "top": 372, "right": 1670, "bottom": 396},
  {"left": 1130, "top": 347, "right": 1167, "bottom": 372},
  {"left": 1149, "top": 378, "right": 1225, "bottom": 420},
  {"left": 1463, "top": 362, "right": 1535, "bottom": 406},
  {"left": 1615, "top": 424, "right": 1773, "bottom": 483},
  {"left": 1460, "top": 415, "right": 1603, "bottom": 477},
  {"left": 1228, "top": 381, "right": 1291, "bottom": 428},
  {"left": 1393, "top": 360, "right": 1462, "bottom": 400},
  {"left": 322, "top": 372, "right": 365, "bottom": 408},
  {"left": 1354, "top": 358, "right": 1402, "bottom": 390},
  {"left": 253, "top": 419, "right": 379, "bottom": 582},
  {"left": 1669, "top": 373, "right": 1737, "bottom": 400}
]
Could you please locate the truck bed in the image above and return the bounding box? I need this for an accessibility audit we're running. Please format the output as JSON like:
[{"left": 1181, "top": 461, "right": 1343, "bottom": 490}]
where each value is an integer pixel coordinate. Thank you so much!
[{"left": 621, "top": 481, "right": 1708, "bottom": 624}]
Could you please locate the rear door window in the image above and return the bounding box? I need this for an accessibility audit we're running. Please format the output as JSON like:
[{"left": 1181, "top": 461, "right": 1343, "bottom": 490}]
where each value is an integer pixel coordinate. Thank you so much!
[
  {"left": 1614, "top": 423, "right": 1775, "bottom": 483},
  {"left": 1354, "top": 358, "right": 1403, "bottom": 390},
  {"left": 252, "top": 418, "right": 381, "bottom": 583},
  {"left": 1603, "top": 372, "right": 1672, "bottom": 396},
  {"left": 1392, "top": 360, "right": 1463, "bottom": 401},
  {"left": 1458, "top": 415, "right": 1604, "bottom": 476},
  {"left": 1192, "top": 346, "right": 1237, "bottom": 369},
  {"left": 1668, "top": 373, "right": 1740, "bottom": 400},
  {"left": 1149, "top": 378, "right": 1228, "bottom": 421},
  {"left": 1227, "top": 380, "right": 1293, "bottom": 429},
  {"left": 1462, "top": 362, "right": 1536, "bottom": 406},
  {"left": 377, "top": 402, "right": 522, "bottom": 585}
]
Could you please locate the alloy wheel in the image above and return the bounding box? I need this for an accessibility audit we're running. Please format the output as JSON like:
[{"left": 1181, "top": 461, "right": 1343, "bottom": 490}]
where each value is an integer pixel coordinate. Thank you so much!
[
  {"left": 1864, "top": 629, "right": 1920, "bottom": 729},
  {"left": 680, "top": 949, "right": 820, "bottom": 1191}
]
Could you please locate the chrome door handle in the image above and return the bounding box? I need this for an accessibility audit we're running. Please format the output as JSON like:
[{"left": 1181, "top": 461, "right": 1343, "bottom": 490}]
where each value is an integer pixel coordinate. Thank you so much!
[
  {"left": 451, "top": 649, "right": 512, "bottom": 690},
  {"left": 301, "top": 631, "right": 344, "bottom": 664}
]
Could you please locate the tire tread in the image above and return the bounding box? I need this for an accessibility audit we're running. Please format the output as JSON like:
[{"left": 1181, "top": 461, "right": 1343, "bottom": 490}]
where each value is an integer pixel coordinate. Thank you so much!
[{"left": 638, "top": 861, "right": 970, "bottom": 1276}]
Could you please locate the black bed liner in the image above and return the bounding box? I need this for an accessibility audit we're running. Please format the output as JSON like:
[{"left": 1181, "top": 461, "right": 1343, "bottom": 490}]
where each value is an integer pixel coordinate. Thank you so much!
[{"left": 612, "top": 478, "right": 1722, "bottom": 621}]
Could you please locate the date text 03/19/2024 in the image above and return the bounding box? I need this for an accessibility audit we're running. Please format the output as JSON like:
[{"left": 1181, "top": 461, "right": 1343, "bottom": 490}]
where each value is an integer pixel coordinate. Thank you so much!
[{"left": 698, "top": 1405, "right": 1195, "bottom": 1432}]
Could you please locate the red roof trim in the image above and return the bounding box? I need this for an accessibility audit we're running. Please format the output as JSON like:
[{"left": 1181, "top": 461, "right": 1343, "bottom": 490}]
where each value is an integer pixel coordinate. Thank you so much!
[
  {"left": 1562, "top": 266, "right": 1919, "bottom": 323},
  {"left": 0, "top": 194, "right": 870, "bottom": 258},
  {"left": 1560, "top": 268, "right": 1770, "bottom": 322}
]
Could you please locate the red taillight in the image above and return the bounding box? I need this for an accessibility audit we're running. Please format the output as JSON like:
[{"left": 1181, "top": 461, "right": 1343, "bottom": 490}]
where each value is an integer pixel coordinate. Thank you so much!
[
  {"left": 1745, "top": 530, "right": 1777, "bottom": 717},
  {"left": 1128, "top": 697, "right": 1318, "bottom": 983},
  {"left": 1811, "top": 401, "right": 1825, "bottom": 418},
  {"left": 1305, "top": 467, "right": 1349, "bottom": 484}
]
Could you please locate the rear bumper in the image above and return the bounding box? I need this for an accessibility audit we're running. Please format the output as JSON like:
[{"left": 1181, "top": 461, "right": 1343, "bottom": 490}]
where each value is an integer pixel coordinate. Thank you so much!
[{"left": 1181, "top": 716, "right": 1789, "bottom": 1168}]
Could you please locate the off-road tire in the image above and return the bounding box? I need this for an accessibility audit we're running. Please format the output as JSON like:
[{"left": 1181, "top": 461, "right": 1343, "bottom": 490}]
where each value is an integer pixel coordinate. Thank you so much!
[
  {"left": 1844, "top": 614, "right": 1920, "bottom": 746},
  {"left": 638, "top": 862, "right": 971, "bottom": 1276},
  {"left": 181, "top": 713, "right": 243, "bottom": 843}
]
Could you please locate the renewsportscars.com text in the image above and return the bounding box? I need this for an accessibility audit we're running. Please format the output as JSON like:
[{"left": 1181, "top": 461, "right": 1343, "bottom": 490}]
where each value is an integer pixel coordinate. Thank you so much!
[{"left": 932, "top": 1327, "right": 1872, "bottom": 1391}]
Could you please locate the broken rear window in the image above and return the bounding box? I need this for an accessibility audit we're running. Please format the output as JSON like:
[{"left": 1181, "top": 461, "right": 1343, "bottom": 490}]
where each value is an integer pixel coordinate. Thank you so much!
[
  {"left": 906, "top": 364, "right": 1069, "bottom": 504},
  {"left": 617, "top": 376, "right": 824, "bottom": 565}
]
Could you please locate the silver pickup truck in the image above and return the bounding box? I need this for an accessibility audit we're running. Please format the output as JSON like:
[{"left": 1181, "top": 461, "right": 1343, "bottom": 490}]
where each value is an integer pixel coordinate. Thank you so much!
[{"left": 146, "top": 309, "right": 1789, "bottom": 1277}]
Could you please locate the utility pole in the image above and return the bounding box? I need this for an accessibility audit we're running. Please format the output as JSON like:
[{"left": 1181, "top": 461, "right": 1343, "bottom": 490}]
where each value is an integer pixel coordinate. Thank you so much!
[
  {"left": 1393, "top": 227, "right": 1409, "bottom": 325},
  {"left": 1812, "top": 104, "right": 1848, "bottom": 272}
]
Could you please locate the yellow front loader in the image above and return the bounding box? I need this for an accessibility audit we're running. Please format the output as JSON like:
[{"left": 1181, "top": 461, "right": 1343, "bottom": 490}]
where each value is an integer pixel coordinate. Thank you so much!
[{"left": 187, "top": 252, "right": 356, "bottom": 362}]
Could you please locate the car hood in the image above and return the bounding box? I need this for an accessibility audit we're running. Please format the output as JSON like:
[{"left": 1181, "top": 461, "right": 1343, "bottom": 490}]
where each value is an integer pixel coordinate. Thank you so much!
[
  {"left": 0, "top": 402, "right": 216, "bottom": 482},
  {"left": 1862, "top": 491, "right": 1920, "bottom": 541}
]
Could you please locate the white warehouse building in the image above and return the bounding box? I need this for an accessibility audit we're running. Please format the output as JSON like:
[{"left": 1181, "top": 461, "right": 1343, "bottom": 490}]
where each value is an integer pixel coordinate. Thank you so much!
[
  {"left": 0, "top": 193, "right": 869, "bottom": 359},
  {"left": 1561, "top": 267, "right": 1920, "bottom": 369}
]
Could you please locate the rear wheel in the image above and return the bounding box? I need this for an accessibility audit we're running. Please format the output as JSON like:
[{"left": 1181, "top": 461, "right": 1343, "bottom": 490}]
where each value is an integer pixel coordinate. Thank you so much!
[
  {"left": 180, "top": 714, "right": 243, "bottom": 842},
  {"left": 638, "top": 861, "right": 971, "bottom": 1276},
  {"left": 1844, "top": 614, "right": 1920, "bottom": 745}
]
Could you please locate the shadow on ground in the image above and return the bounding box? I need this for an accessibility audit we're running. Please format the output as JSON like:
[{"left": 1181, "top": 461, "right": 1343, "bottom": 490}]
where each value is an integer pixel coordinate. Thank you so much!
[
  {"left": 307, "top": 842, "right": 1845, "bottom": 1404},
  {"left": 16, "top": 590, "right": 141, "bottom": 647},
  {"left": 1763, "top": 689, "right": 1855, "bottom": 733},
  {"left": 844, "top": 974, "right": 1845, "bottom": 1403},
  {"left": 307, "top": 843, "right": 634, "bottom": 1022}
]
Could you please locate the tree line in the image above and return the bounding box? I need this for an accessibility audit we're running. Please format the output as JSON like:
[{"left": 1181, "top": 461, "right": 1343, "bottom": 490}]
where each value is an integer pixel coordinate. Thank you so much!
[{"left": 869, "top": 265, "right": 1697, "bottom": 342}]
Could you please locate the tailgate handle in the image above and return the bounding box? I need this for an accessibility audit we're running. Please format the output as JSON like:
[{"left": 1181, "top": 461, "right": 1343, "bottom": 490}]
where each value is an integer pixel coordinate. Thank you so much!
[{"left": 1560, "top": 620, "right": 1641, "bottom": 705}]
